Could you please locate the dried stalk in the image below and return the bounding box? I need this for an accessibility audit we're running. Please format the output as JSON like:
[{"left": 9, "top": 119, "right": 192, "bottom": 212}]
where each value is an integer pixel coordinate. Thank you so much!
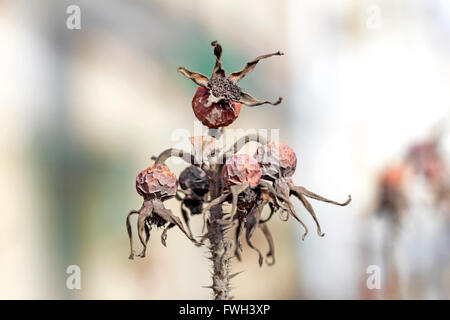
[{"left": 205, "top": 128, "right": 232, "bottom": 300}]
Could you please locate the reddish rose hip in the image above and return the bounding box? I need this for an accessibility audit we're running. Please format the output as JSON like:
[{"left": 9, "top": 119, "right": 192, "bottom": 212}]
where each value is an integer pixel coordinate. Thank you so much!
[
  {"left": 192, "top": 86, "right": 242, "bottom": 128},
  {"left": 222, "top": 154, "right": 262, "bottom": 188},
  {"left": 178, "top": 41, "right": 283, "bottom": 128},
  {"left": 255, "top": 141, "right": 297, "bottom": 179},
  {"left": 136, "top": 164, "right": 178, "bottom": 201}
]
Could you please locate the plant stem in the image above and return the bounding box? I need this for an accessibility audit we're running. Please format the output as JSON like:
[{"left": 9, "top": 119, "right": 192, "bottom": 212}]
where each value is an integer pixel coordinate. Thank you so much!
[
  {"left": 206, "top": 128, "right": 231, "bottom": 300},
  {"left": 208, "top": 168, "right": 231, "bottom": 300}
]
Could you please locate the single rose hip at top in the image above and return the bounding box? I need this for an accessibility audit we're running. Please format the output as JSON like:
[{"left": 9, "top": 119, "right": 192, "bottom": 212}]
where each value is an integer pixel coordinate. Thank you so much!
[
  {"left": 178, "top": 41, "right": 283, "bottom": 128},
  {"left": 192, "top": 86, "right": 242, "bottom": 128}
]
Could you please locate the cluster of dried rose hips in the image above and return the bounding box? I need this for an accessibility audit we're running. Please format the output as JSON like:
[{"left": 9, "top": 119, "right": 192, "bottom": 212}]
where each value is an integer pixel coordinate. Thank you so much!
[
  {"left": 126, "top": 41, "right": 351, "bottom": 266},
  {"left": 127, "top": 139, "right": 351, "bottom": 265},
  {"left": 204, "top": 141, "right": 351, "bottom": 265}
]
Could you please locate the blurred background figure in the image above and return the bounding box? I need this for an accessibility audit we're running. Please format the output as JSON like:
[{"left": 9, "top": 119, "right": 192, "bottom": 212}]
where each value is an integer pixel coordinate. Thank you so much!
[
  {"left": 0, "top": 0, "right": 449, "bottom": 299},
  {"left": 360, "top": 130, "right": 449, "bottom": 299}
]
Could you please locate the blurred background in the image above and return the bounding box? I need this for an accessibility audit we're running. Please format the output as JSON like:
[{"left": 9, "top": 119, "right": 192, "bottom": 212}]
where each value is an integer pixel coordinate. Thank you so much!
[{"left": 0, "top": 0, "right": 449, "bottom": 299}]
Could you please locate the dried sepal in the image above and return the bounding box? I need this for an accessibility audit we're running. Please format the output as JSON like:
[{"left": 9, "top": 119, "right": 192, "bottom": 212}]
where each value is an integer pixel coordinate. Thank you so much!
[
  {"left": 211, "top": 41, "right": 225, "bottom": 79},
  {"left": 289, "top": 184, "right": 351, "bottom": 237},
  {"left": 177, "top": 67, "right": 209, "bottom": 88},
  {"left": 259, "top": 223, "right": 275, "bottom": 266},
  {"left": 228, "top": 51, "right": 284, "bottom": 84},
  {"left": 239, "top": 91, "right": 282, "bottom": 107},
  {"left": 136, "top": 202, "right": 153, "bottom": 258},
  {"left": 126, "top": 209, "right": 140, "bottom": 259}
]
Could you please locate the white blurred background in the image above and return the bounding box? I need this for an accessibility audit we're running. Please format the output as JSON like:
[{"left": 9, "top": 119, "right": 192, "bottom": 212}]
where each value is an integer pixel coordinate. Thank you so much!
[{"left": 0, "top": 0, "right": 449, "bottom": 299}]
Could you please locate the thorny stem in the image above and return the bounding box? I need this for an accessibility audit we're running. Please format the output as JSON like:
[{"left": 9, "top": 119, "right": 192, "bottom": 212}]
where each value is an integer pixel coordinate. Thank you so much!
[
  {"left": 207, "top": 164, "right": 232, "bottom": 299},
  {"left": 153, "top": 131, "right": 268, "bottom": 299},
  {"left": 206, "top": 128, "right": 232, "bottom": 300}
]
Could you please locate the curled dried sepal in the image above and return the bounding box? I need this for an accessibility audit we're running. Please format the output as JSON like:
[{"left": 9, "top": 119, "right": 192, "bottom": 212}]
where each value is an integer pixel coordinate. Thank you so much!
[
  {"left": 177, "top": 67, "right": 209, "bottom": 87},
  {"left": 178, "top": 41, "right": 283, "bottom": 128},
  {"left": 259, "top": 223, "right": 276, "bottom": 266},
  {"left": 127, "top": 199, "right": 199, "bottom": 259},
  {"left": 228, "top": 50, "right": 284, "bottom": 84},
  {"left": 240, "top": 91, "right": 282, "bottom": 107},
  {"left": 289, "top": 183, "right": 351, "bottom": 237}
]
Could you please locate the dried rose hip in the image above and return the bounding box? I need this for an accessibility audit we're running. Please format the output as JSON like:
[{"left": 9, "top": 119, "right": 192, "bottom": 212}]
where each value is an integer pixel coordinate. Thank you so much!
[
  {"left": 178, "top": 165, "right": 210, "bottom": 238},
  {"left": 179, "top": 165, "right": 209, "bottom": 197},
  {"left": 255, "top": 141, "right": 297, "bottom": 179},
  {"left": 192, "top": 86, "right": 242, "bottom": 128},
  {"left": 178, "top": 41, "right": 283, "bottom": 128},
  {"left": 222, "top": 154, "right": 262, "bottom": 188},
  {"left": 136, "top": 164, "right": 178, "bottom": 201},
  {"left": 127, "top": 164, "right": 196, "bottom": 260}
]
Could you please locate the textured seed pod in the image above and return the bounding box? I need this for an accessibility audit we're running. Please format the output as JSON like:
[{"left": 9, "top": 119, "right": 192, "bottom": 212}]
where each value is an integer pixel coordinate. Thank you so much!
[
  {"left": 136, "top": 164, "right": 178, "bottom": 200},
  {"left": 192, "top": 86, "right": 242, "bottom": 128},
  {"left": 222, "top": 154, "right": 262, "bottom": 188},
  {"left": 254, "top": 141, "right": 297, "bottom": 179},
  {"left": 179, "top": 165, "right": 209, "bottom": 196}
]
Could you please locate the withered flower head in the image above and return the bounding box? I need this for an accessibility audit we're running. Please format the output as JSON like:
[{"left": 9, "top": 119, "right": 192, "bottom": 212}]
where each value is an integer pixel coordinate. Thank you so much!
[
  {"left": 177, "top": 165, "right": 210, "bottom": 239},
  {"left": 127, "top": 164, "right": 197, "bottom": 260},
  {"left": 255, "top": 141, "right": 297, "bottom": 179},
  {"left": 178, "top": 41, "right": 283, "bottom": 128}
]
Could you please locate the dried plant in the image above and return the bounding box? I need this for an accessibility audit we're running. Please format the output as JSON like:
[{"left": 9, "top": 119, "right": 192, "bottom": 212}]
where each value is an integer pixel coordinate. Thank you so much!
[{"left": 126, "top": 41, "right": 351, "bottom": 300}]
